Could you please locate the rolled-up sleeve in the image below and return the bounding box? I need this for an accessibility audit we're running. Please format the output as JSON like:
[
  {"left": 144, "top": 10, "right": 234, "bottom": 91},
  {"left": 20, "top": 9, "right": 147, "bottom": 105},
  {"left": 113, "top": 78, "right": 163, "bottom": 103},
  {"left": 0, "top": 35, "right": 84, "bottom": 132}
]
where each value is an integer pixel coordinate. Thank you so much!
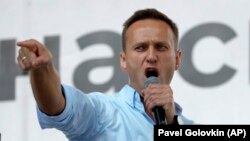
[{"left": 36, "top": 84, "right": 101, "bottom": 139}]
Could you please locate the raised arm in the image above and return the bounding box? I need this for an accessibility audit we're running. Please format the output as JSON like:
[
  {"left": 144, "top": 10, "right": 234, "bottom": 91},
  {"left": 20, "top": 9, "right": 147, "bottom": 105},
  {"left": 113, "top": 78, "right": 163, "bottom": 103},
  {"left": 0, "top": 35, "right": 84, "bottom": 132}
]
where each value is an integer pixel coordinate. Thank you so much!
[{"left": 17, "top": 39, "right": 65, "bottom": 115}]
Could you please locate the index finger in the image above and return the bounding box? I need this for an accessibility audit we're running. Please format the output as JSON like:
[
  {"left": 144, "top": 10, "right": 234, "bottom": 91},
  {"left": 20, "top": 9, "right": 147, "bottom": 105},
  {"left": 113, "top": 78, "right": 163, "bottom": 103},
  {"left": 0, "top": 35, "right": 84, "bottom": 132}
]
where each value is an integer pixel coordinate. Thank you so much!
[{"left": 17, "top": 39, "right": 39, "bottom": 53}]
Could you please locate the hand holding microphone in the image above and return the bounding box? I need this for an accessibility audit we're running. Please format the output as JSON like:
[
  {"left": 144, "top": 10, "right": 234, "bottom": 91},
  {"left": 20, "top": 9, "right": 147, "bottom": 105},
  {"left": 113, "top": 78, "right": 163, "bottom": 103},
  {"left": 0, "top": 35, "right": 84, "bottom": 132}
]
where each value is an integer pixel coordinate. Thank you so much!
[{"left": 142, "top": 70, "right": 176, "bottom": 125}]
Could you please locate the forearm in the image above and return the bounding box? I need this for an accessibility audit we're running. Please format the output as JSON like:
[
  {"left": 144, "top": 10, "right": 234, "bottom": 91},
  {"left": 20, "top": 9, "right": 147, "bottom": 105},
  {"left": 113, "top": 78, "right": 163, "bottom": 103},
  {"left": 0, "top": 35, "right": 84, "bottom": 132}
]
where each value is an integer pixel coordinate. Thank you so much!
[{"left": 30, "top": 63, "right": 65, "bottom": 115}]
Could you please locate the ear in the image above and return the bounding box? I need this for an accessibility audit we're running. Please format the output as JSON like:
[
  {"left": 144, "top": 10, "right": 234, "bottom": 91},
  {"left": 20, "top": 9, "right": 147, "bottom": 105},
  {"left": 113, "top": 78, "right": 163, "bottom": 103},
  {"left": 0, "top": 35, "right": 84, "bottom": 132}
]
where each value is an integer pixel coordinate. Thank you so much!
[
  {"left": 175, "top": 50, "right": 182, "bottom": 70},
  {"left": 120, "top": 51, "right": 127, "bottom": 72}
]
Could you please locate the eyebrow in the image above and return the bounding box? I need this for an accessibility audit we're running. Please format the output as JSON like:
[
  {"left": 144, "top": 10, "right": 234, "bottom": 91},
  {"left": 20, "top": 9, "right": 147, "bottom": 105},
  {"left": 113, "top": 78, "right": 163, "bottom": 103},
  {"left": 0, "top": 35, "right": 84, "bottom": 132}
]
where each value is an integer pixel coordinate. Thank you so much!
[{"left": 132, "top": 40, "right": 169, "bottom": 47}]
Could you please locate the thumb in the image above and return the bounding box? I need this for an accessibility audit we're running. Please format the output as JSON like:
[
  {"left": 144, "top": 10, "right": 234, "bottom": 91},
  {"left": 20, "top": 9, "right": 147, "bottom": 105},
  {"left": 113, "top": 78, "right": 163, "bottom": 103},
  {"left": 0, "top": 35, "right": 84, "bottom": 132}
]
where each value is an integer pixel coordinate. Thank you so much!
[{"left": 31, "top": 52, "right": 52, "bottom": 68}]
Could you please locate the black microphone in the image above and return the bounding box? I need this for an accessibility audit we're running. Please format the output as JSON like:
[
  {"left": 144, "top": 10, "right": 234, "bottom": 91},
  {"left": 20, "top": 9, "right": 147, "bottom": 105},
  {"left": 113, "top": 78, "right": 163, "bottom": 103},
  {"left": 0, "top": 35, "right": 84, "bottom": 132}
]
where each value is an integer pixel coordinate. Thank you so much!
[{"left": 144, "top": 76, "right": 167, "bottom": 125}]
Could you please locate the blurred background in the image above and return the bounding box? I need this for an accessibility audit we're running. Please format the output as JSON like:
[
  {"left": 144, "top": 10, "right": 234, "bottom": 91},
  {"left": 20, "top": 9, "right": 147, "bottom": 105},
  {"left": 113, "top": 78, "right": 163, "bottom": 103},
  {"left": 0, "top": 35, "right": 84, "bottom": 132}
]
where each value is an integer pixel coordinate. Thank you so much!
[{"left": 0, "top": 0, "right": 250, "bottom": 140}]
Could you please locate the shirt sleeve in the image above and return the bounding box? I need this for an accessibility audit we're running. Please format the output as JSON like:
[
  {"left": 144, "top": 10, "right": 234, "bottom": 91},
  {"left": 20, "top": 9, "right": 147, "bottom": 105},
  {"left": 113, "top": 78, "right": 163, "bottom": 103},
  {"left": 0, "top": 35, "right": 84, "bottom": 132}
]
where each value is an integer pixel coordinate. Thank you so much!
[
  {"left": 174, "top": 102, "right": 195, "bottom": 125},
  {"left": 36, "top": 84, "right": 110, "bottom": 139},
  {"left": 177, "top": 115, "right": 195, "bottom": 125}
]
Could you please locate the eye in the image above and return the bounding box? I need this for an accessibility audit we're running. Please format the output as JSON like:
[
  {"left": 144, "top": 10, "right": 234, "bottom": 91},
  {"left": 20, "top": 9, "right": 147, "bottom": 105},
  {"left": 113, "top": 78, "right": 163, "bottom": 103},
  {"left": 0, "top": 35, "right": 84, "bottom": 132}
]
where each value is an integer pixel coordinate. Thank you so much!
[
  {"left": 134, "top": 45, "right": 146, "bottom": 52},
  {"left": 156, "top": 43, "right": 169, "bottom": 51}
]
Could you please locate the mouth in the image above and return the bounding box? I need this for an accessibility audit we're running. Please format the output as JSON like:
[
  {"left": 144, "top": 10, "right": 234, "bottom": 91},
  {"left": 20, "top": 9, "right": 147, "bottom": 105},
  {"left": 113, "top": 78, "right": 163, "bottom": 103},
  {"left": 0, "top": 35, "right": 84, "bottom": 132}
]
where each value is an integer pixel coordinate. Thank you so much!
[{"left": 145, "top": 68, "right": 159, "bottom": 78}]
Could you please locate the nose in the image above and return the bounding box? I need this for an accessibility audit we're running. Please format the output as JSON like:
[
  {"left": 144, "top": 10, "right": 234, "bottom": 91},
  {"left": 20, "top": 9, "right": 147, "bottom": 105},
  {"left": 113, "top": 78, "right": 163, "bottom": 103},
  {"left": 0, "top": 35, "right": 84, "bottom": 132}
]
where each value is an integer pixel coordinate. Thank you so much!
[{"left": 146, "top": 47, "right": 157, "bottom": 64}]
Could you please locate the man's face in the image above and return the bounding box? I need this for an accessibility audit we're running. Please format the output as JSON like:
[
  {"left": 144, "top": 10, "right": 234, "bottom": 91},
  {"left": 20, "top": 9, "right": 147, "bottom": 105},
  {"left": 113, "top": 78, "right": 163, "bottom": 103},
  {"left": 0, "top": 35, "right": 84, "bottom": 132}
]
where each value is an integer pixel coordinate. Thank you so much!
[{"left": 120, "top": 19, "right": 181, "bottom": 92}]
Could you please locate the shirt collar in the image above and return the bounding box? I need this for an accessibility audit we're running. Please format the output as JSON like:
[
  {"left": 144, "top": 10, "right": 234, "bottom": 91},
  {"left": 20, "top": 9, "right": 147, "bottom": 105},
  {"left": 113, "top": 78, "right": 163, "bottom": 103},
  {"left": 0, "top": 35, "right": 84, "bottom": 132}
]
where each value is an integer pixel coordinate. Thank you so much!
[
  {"left": 118, "top": 84, "right": 183, "bottom": 115},
  {"left": 118, "top": 85, "right": 144, "bottom": 111}
]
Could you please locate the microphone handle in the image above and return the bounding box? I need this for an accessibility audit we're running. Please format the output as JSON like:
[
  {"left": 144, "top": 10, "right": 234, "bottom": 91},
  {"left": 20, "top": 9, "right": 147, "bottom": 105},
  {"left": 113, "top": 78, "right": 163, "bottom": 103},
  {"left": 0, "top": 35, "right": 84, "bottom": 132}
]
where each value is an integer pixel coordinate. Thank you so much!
[
  {"left": 153, "top": 106, "right": 166, "bottom": 125},
  {"left": 144, "top": 76, "right": 167, "bottom": 125}
]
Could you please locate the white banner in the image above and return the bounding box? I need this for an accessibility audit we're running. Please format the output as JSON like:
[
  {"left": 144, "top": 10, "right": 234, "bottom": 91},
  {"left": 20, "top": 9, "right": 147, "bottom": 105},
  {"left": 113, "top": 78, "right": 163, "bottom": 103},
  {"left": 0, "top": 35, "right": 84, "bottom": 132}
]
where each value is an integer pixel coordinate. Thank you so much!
[{"left": 0, "top": 0, "right": 250, "bottom": 141}]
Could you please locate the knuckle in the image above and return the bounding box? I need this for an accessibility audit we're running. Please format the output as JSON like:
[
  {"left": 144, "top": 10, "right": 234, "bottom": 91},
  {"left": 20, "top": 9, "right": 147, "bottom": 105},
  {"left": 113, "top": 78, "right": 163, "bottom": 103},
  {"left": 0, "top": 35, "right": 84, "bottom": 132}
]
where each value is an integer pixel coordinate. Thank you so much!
[
  {"left": 18, "top": 49, "right": 22, "bottom": 54},
  {"left": 29, "top": 38, "right": 36, "bottom": 42}
]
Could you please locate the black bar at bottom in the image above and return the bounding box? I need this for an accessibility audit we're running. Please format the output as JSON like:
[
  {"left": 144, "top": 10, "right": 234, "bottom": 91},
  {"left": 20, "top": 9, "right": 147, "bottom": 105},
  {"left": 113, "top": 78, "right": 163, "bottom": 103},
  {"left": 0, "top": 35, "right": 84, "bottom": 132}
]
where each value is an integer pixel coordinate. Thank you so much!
[{"left": 154, "top": 125, "right": 250, "bottom": 140}]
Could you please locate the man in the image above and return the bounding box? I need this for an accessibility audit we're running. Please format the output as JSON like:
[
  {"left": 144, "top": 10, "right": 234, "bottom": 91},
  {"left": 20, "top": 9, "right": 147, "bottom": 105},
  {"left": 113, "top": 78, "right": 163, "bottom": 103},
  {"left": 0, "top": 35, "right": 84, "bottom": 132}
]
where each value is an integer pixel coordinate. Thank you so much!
[{"left": 17, "top": 8, "right": 193, "bottom": 141}]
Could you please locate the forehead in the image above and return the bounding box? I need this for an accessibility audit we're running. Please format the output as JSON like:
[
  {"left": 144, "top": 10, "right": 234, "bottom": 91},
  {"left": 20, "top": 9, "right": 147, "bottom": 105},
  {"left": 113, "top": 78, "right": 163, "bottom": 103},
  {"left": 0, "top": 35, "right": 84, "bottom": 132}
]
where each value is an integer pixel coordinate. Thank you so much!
[{"left": 125, "top": 19, "right": 174, "bottom": 44}]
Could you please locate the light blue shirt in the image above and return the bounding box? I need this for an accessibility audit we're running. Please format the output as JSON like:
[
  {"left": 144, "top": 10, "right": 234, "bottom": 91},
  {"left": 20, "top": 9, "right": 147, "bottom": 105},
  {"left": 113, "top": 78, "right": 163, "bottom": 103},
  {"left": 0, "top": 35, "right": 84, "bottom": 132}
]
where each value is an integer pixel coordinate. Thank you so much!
[{"left": 37, "top": 84, "right": 193, "bottom": 141}]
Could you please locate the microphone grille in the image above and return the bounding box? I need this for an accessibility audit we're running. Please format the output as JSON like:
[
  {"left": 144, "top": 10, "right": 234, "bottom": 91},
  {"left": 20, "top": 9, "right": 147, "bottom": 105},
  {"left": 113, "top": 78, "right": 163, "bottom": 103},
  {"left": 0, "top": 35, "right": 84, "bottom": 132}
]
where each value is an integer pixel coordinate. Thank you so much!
[{"left": 144, "top": 76, "right": 160, "bottom": 88}]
